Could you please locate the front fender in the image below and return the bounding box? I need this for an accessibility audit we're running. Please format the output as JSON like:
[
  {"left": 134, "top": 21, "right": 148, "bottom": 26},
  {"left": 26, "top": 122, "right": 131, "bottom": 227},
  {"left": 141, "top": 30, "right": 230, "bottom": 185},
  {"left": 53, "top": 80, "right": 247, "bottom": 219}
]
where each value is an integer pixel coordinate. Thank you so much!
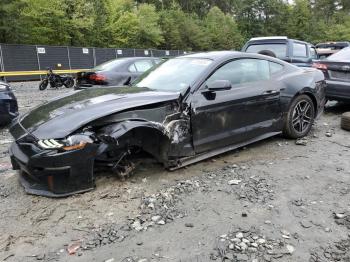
[{"left": 98, "top": 120, "right": 171, "bottom": 162}]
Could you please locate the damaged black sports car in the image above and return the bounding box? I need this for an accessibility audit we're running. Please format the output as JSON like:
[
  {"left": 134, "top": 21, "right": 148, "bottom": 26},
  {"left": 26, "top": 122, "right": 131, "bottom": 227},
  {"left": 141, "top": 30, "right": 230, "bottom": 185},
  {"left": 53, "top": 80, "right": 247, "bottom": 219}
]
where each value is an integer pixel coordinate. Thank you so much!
[{"left": 9, "top": 51, "right": 326, "bottom": 197}]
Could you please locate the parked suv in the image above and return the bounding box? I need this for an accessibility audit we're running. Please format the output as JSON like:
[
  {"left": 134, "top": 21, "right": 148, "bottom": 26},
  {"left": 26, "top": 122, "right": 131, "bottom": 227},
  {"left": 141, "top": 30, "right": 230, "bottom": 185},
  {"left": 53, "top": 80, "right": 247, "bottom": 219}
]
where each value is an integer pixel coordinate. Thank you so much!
[{"left": 242, "top": 36, "right": 318, "bottom": 67}]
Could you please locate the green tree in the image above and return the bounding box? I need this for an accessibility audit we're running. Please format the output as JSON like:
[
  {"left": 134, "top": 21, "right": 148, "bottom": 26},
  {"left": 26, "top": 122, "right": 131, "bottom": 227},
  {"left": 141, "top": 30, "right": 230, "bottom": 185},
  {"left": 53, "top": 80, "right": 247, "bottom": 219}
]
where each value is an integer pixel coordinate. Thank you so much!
[
  {"left": 20, "top": 0, "right": 70, "bottom": 45},
  {"left": 136, "top": 4, "right": 164, "bottom": 48},
  {"left": 204, "top": 6, "right": 243, "bottom": 50},
  {"left": 0, "top": 0, "right": 27, "bottom": 44}
]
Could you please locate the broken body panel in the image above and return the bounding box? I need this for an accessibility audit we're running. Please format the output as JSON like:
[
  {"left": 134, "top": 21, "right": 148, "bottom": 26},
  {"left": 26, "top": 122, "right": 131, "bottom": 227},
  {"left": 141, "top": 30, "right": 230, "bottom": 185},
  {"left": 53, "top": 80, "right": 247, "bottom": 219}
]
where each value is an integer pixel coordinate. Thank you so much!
[{"left": 9, "top": 51, "right": 326, "bottom": 197}]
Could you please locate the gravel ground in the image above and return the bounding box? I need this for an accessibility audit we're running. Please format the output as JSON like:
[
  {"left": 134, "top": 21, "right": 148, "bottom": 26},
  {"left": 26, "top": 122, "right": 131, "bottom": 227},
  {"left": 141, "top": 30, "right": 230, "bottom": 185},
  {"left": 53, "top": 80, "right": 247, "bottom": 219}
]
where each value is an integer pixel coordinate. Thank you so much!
[{"left": 0, "top": 82, "right": 349, "bottom": 262}]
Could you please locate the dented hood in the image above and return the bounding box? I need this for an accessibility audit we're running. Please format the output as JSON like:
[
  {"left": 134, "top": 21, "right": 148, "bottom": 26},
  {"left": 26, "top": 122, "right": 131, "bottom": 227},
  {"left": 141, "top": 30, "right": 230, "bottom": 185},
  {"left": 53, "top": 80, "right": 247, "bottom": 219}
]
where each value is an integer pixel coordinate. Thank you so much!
[{"left": 17, "top": 87, "right": 180, "bottom": 139}]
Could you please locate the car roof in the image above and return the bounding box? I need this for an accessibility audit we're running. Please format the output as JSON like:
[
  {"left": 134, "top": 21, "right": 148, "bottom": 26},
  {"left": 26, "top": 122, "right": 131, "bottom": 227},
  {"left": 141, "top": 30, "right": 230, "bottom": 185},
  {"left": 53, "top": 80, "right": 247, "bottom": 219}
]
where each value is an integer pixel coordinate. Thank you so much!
[
  {"left": 247, "top": 36, "right": 312, "bottom": 46},
  {"left": 180, "top": 51, "right": 242, "bottom": 60},
  {"left": 178, "top": 51, "right": 293, "bottom": 67},
  {"left": 116, "top": 57, "right": 160, "bottom": 61}
]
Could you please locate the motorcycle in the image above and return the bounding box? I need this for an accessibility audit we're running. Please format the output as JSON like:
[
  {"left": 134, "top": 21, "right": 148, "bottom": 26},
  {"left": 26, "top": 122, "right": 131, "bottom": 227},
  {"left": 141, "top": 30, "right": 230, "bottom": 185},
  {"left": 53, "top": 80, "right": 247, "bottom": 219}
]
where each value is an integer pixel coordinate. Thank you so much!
[{"left": 39, "top": 68, "right": 74, "bottom": 90}]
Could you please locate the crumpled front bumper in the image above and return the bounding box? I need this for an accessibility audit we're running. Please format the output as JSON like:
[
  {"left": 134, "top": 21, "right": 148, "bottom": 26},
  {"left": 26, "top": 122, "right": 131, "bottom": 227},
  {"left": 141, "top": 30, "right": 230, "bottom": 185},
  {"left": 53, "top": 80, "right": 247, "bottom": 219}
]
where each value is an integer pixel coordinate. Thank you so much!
[{"left": 9, "top": 141, "right": 99, "bottom": 197}]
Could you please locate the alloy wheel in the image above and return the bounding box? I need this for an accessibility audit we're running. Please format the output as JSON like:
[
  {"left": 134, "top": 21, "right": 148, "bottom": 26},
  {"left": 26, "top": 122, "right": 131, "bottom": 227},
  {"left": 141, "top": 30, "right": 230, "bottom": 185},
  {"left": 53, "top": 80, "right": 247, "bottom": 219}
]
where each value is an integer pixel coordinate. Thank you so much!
[{"left": 292, "top": 100, "right": 313, "bottom": 133}]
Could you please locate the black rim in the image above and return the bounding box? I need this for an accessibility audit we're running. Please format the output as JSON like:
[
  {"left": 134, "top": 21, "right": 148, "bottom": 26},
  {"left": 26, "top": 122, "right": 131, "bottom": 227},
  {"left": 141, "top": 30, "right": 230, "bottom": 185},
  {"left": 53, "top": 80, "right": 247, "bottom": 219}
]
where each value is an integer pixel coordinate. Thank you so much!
[{"left": 292, "top": 100, "right": 313, "bottom": 133}]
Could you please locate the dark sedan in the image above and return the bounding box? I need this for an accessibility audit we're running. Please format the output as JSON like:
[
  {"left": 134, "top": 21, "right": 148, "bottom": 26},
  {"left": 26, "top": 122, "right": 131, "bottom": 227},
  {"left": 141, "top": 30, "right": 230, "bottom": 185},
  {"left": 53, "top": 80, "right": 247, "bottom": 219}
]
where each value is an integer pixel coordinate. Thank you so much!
[
  {"left": 0, "top": 81, "right": 18, "bottom": 126},
  {"left": 9, "top": 51, "right": 325, "bottom": 197},
  {"left": 75, "top": 57, "right": 161, "bottom": 89},
  {"left": 313, "top": 47, "right": 350, "bottom": 101}
]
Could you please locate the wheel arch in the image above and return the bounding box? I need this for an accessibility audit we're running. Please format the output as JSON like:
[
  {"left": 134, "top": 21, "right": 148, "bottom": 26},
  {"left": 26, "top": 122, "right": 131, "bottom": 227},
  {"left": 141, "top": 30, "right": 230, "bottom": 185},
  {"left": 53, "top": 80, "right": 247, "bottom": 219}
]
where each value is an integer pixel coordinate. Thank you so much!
[
  {"left": 295, "top": 89, "right": 318, "bottom": 115},
  {"left": 98, "top": 120, "right": 171, "bottom": 163}
]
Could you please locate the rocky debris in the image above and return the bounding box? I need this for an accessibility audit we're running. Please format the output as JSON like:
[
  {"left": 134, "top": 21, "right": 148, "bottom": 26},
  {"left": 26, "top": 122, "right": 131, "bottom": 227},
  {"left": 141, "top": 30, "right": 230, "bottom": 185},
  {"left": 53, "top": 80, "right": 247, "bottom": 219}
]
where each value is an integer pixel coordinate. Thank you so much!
[
  {"left": 310, "top": 235, "right": 350, "bottom": 262},
  {"left": 0, "top": 163, "right": 12, "bottom": 174},
  {"left": 81, "top": 224, "right": 129, "bottom": 250},
  {"left": 295, "top": 138, "right": 308, "bottom": 146},
  {"left": 228, "top": 179, "right": 242, "bottom": 185},
  {"left": 0, "top": 184, "right": 10, "bottom": 198},
  {"left": 212, "top": 227, "right": 295, "bottom": 261},
  {"left": 236, "top": 176, "right": 274, "bottom": 203},
  {"left": 206, "top": 165, "right": 274, "bottom": 204},
  {"left": 334, "top": 213, "right": 350, "bottom": 229},
  {"left": 67, "top": 241, "right": 82, "bottom": 255},
  {"left": 325, "top": 131, "right": 333, "bottom": 137},
  {"left": 129, "top": 179, "right": 208, "bottom": 231}
]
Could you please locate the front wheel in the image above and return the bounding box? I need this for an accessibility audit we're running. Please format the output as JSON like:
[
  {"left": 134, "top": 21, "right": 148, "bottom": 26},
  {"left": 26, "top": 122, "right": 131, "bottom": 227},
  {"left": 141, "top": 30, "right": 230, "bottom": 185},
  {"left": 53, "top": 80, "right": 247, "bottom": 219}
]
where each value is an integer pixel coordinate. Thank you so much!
[
  {"left": 283, "top": 95, "right": 315, "bottom": 139},
  {"left": 64, "top": 78, "right": 74, "bottom": 88},
  {"left": 39, "top": 79, "right": 48, "bottom": 90}
]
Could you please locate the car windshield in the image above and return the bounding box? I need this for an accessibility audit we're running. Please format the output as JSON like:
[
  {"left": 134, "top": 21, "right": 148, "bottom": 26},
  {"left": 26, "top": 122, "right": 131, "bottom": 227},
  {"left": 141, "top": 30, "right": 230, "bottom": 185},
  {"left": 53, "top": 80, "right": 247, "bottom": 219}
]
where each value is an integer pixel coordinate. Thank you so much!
[
  {"left": 246, "top": 44, "right": 287, "bottom": 58},
  {"left": 94, "top": 59, "right": 126, "bottom": 71},
  {"left": 133, "top": 58, "right": 212, "bottom": 92},
  {"left": 327, "top": 47, "right": 350, "bottom": 62}
]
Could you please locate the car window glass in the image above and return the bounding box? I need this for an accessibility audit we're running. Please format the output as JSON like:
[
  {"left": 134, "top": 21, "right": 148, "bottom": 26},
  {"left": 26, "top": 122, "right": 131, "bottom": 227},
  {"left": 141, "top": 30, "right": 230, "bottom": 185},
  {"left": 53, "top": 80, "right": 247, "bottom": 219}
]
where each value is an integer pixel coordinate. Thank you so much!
[
  {"left": 94, "top": 59, "right": 126, "bottom": 71},
  {"left": 293, "top": 43, "right": 307, "bottom": 57},
  {"left": 134, "top": 60, "right": 154, "bottom": 72},
  {"left": 245, "top": 44, "right": 287, "bottom": 58},
  {"left": 269, "top": 62, "right": 284, "bottom": 74},
  {"left": 128, "top": 64, "right": 137, "bottom": 72},
  {"left": 310, "top": 47, "right": 318, "bottom": 59},
  {"left": 206, "top": 59, "right": 270, "bottom": 87},
  {"left": 134, "top": 58, "right": 213, "bottom": 91},
  {"left": 154, "top": 59, "right": 162, "bottom": 64}
]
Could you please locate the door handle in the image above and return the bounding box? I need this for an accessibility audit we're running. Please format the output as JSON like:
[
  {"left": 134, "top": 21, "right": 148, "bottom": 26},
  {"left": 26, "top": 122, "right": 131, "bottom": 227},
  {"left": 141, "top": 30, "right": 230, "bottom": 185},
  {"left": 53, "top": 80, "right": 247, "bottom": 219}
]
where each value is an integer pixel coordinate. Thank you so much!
[{"left": 262, "top": 90, "right": 279, "bottom": 95}]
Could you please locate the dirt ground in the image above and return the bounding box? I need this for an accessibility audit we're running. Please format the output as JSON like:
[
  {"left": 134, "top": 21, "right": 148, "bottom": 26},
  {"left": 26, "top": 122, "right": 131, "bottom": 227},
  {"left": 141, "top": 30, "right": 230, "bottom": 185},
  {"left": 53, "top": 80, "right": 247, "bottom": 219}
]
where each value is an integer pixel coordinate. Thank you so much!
[{"left": 0, "top": 82, "right": 349, "bottom": 262}]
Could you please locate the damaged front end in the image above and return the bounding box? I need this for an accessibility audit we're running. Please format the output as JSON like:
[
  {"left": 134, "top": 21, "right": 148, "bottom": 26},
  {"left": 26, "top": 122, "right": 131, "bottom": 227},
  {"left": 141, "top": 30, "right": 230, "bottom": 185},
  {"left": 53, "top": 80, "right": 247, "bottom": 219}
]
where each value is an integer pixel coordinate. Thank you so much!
[
  {"left": 9, "top": 127, "right": 100, "bottom": 197},
  {"left": 94, "top": 100, "right": 193, "bottom": 175},
  {"left": 9, "top": 96, "right": 193, "bottom": 197}
]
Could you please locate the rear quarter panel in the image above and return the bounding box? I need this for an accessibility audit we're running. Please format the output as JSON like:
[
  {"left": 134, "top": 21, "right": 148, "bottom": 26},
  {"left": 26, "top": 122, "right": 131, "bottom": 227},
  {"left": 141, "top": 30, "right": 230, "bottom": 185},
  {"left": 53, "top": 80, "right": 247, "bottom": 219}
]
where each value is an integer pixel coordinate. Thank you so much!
[{"left": 279, "top": 68, "right": 325, "bottom": 114}]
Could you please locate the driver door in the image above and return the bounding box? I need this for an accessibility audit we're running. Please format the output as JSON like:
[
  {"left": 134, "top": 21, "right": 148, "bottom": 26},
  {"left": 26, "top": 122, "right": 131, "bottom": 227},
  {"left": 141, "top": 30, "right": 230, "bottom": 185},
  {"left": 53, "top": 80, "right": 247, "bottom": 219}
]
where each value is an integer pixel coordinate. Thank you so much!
[{"left": 191, "top": 58, "right": 282, "bottom": 154}]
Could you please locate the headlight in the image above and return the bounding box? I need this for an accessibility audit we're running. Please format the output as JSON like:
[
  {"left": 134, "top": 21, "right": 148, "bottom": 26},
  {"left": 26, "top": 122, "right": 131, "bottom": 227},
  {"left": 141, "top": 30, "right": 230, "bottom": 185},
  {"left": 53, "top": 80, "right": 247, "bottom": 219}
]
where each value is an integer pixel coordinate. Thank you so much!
[
  {"left": 38, "top": 134, "right": 94, "bottom": 151},
  {"left": 0, "top": 83, "right": 9, "bottom": 91},
  {"left": 38, "top": 139, "right": 64, "bottom": 149}
]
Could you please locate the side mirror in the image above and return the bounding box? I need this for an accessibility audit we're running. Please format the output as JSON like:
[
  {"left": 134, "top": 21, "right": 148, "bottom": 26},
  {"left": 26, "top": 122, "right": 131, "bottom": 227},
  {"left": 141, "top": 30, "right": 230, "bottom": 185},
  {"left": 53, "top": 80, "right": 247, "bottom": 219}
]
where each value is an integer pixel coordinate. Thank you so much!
[{"left": 206, "top": 80, "right": 232, "bottom": 91}]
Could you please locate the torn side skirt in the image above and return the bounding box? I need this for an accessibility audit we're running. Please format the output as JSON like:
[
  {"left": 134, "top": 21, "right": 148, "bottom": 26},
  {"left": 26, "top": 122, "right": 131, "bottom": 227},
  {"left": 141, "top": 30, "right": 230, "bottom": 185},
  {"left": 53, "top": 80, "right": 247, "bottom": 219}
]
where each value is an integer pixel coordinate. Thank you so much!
[{"left": 9, "top": 142, "right": 98, "bottom": 197}]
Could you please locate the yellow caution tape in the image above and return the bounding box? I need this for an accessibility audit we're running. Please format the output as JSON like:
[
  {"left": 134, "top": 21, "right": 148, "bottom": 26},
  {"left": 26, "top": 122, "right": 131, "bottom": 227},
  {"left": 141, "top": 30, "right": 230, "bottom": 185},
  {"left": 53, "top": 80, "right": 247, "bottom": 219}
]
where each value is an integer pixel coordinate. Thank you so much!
[{"left": 0, "top": 69, "right": 90, "bottom": 77}]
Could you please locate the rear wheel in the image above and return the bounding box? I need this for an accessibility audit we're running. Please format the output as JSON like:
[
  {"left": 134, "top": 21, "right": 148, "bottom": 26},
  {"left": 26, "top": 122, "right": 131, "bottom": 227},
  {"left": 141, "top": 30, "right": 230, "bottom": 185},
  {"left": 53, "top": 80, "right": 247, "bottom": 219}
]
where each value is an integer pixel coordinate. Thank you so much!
[
  {"left": 283, "top": 95, "right": 315, "bottom": 138},
  {"left": 39, "top": 79, "right": 48, "bottom": 90},
  {"left": 64, "top": 78, "right": 74, "bottom": 88}
]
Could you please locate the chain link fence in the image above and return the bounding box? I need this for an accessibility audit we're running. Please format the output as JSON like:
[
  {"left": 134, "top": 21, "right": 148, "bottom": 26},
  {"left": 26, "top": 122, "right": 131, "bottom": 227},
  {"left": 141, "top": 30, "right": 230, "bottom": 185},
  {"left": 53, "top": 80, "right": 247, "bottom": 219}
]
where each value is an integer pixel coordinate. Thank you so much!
[{"left": 0, "top": 43, "right": 187, "bottom": 81}]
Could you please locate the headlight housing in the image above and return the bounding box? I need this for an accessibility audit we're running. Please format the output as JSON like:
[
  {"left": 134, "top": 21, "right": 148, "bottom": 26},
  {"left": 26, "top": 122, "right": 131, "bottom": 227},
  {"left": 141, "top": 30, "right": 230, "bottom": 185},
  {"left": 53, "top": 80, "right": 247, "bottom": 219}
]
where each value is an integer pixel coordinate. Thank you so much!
[
  {"left": 38, "top": 134, "right": 94, "bottom": 151},
  {"left": 0, "top": 83, "right": 9, "bottom": 91}
]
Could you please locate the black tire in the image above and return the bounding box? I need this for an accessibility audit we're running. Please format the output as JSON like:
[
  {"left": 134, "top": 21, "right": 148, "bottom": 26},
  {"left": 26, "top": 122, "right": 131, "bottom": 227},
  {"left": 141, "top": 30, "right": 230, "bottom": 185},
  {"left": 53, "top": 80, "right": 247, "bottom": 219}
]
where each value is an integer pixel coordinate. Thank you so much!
[
  {"left": 64, "top": 78, "right": 74, "bottom": 88},
  {"left": 39, "top": 80, "right": 48, "bottom": 90},
  {"left": 283, "top": 95, "right": 315, "bottom": 139},
  {"left": 341, "top": 112, "right": 350, "bottom": 131}
]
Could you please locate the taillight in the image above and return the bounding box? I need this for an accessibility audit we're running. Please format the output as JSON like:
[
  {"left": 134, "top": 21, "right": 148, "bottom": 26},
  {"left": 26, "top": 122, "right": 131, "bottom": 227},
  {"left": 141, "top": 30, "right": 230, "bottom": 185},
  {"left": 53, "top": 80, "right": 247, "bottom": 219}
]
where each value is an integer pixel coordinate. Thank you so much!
[
  {"left": 312, "top": 63, "right": 327, "bottom": 70},
  {"left": 89, "top": 73, "right": 106, "bottom": 82}
]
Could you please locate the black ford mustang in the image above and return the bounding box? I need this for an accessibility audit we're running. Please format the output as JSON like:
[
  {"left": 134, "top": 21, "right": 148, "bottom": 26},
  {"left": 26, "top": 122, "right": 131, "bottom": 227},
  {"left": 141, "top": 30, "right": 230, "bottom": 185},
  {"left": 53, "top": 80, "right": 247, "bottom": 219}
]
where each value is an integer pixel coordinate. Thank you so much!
[{"left": 9, "top": 51, "right": 326, "bottom": 197}]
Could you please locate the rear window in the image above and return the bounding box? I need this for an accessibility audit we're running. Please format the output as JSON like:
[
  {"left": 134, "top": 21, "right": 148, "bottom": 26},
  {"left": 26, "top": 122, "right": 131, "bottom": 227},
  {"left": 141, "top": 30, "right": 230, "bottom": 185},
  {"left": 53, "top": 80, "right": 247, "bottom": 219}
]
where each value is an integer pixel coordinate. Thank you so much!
[
  {"left": 94, "top": 59, "right": 125, "bottom": 71},
  {"left": 327, "top": 47, "right": 350, "bottom": 62},
  {"left": 245, "top": 44, "right": 287, "bottom": 58}
]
